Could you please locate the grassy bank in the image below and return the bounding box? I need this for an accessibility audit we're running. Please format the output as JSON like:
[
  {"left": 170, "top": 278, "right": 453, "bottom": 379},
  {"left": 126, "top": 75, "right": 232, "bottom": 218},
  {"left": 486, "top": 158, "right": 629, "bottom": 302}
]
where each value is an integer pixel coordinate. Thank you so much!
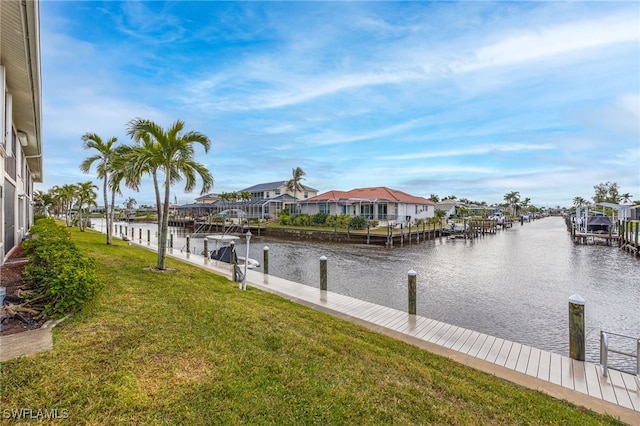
[{"left": 0, "top": 228, "right": 624, "bottom": 425}]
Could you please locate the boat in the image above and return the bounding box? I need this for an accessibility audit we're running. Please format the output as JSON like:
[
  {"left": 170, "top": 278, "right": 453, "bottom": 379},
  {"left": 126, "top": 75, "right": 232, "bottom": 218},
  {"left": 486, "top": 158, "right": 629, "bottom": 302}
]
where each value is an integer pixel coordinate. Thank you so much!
[{"left": 205, "top": 234, "right": 260, "bottom": 269}]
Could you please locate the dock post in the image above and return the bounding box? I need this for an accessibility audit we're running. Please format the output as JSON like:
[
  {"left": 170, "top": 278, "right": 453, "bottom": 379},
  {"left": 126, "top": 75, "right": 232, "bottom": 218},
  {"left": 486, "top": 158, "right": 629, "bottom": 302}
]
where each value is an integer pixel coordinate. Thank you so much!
[
  {"left": 139, "top": 228, "right": 142, "bottom": 242},
  {"left": 568, "top": 294, "right": 586, "bottom": 361},
  {"left": 186, "top": 235, "right": 191, "bottom": 254},
  {"left": 408, "top": 270, "right": 417, "bottom": 315},
  {"left": 147, "top": 229, "right": 151, "bottom": 245},
  {"left": 263, "top": 246, "right": 269, "bottom": 275},
  {"left": 203, "top": 238, "right": 209, "bottom": 259},
  {"left": 169, "top": 233, "right": 174, "bottom": 249},
  {"left": 367, "top": 224, "right": 370, "bottom": 245},
  {"left": 320, "top": 256, "right": 327, "bottom": 291},
  {"left": 408, "top": 223, "right": 411, "bottom": 244},
  {"left": 230, "top": 240, "right": 237, "bottom": 282},
  {"left": 131, "top": 227, "right": 134, "bottom": 240}
]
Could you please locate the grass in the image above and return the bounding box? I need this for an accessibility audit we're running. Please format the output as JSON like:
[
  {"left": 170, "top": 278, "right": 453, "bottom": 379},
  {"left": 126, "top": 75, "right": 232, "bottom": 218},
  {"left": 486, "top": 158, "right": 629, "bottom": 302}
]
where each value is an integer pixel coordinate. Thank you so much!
[{"left": 0, "top": 228, "right": 626, "bottom": 425}]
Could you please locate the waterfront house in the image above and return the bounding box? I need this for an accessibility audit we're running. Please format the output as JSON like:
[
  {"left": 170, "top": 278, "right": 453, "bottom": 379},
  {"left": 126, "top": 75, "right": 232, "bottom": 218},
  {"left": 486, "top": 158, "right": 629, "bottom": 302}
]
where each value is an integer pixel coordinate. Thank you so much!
[
  {"left": 435, "top": 202, "right": 461, "bottom": 219},
  {"left": 1, "top": 0, "right": 43, "bottom": 263},
  {"left": 298, "top": 187, "right": 435, "bottom": 226},
  {"left": 212, "top": 181, "right": 319, "bottom": 220}
]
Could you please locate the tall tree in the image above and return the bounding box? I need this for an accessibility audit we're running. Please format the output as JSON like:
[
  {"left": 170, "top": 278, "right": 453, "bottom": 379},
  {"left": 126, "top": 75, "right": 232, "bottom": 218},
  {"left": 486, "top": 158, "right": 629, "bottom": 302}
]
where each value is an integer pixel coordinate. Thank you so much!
[
  {"left": 76, "top": 181, "right": 98, "bottom": 231},
  {"left": 503, "top": 191, "right": 520, "bottom": 217},
  {"left": 126, "top": 118, "right": 214, "bottom": 270},
  {"left": 286, "top": 167, "right": 306, "bottom": 215},
  {"left": 429, "top": 194, "right": 440, "bottom": 203},
  {"left": 56, "top": 184, "right": 79, "bottom": 227},
  {"left": 593, "top": 181, "right": 620, "bottom": 204},
  {"left": 80, "top": 133, "right": 119, "bottom": 244}
]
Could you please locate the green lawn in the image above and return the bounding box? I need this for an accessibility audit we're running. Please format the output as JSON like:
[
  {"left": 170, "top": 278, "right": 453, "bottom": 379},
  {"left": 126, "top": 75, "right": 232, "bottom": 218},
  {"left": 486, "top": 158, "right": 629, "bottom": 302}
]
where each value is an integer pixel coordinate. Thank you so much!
[{"left": 0, "top": 228, "right": 625, "bottom": 425}]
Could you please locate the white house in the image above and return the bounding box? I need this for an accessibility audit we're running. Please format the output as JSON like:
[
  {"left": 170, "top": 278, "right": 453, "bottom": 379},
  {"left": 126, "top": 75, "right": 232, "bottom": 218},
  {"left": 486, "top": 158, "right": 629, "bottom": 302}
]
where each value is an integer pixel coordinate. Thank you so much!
[
  {"left": 299, "top": 186, "right": 435, "bottom": 226},
  {"left": 1, "top": 0, "right": 43, "bottom": 262}
]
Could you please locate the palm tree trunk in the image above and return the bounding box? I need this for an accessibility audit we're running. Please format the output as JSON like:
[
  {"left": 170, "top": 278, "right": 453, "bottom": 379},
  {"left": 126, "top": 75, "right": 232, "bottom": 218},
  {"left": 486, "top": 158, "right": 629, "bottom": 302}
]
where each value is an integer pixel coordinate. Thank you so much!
[
  {"left": 109, "top": 189, "right": 116, "bottom": 243},
  {"left": 153, "top": 172, "right": 162, "bottom": 240},
  {"left": 157, "top": 172, "right": 171, "bottom": 270},
  {"left": 103, "top": 175, "right": 111, "bottom": 244}
]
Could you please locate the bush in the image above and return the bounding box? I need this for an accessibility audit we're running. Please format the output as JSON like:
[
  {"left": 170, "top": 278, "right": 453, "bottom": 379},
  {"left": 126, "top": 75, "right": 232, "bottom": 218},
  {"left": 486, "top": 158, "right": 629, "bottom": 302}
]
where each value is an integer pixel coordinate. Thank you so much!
[
  {"left": 278, "top": 209, "right": 291, "bottom": 225},
  {"left": 370, "top": 220, "right": 379, "bottom": 228},
  {"left": 292, "top": 214, "right": 312, "bottom": 227},
  {"left": 312, "top": 212, "right": 329, "bottom": 225},
  {"left": 350, "top": 216, "right": 368, "bottom": 230},
  {"left": 336, "top": 214, "right": 352, "bottom": 229},
  {"left": 22, "top": 219, "right": 100, "bottom": 318}
]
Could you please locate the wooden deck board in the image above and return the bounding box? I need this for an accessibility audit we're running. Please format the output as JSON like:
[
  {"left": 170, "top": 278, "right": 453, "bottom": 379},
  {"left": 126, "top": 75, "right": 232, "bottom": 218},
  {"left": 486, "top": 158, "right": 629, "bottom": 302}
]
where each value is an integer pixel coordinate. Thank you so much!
[
  {"left": 536, "top": 350, "right": 551, "bottom": 382},
  {"left": 620, "top": 372, "right": 640, "bottom": 411},
  {"left": 468, "top": 333, "right": 489, "bottom": 358},
  {"left": 504, "top": 342, "right": 522, "bottom": 370},
  {"left": 526, "top": 348, "right": 541, "bottom": 377},
  {"left": 515, "top": 345, "right": 531, "bottom": 374},
  {"left": 457, "top": 331, "right": 481, "bottom": 354},
  {"left": 450, "top": 328, "right": 474, "bottom": 352},
  {"left": 424, "top": 323, "right": 453, "bottom": 343},
  {"left": 442, "top": 326, "right": 467, "bottom": 349},
  {"left": 494, "top": 340, "right": 513, "bottom": 367},
  {"left": 476, "top": 336, "right": 497, "bottom": 361},
  {"left": 583, "top": 362, "right": 603, "bottom": 400},
  {"left": 549, "top": 353, "right": 563, "bottom": 386},
  {"left": 484, "top": 338, "right": 504, "bottom": 364},
  {"left": 608, "top": 369, "right": 635, "bottom": 410},
  {"left": 561, "top": 356, "right": 573, "bottom": 389},
  {"left": 571, "top": 359, "right": 588, "bottom": 395}
]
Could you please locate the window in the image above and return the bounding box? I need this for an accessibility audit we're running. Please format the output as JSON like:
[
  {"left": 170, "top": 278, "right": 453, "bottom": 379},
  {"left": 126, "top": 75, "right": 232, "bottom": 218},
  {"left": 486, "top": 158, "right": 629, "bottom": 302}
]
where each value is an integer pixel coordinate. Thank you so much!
[
  {"left": 304, "top": 191, "right": 308, "bottom": 198},
  {"left": 275, "top": 189, "right": 281, "bottom": 196},
  {"left": 319, "top": 203, "right": 330, "bottom": 214}
]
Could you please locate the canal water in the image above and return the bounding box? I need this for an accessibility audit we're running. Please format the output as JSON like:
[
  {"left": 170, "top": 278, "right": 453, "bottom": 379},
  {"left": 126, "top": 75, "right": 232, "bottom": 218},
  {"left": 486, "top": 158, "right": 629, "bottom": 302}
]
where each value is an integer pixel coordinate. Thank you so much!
[{"left": 101, "top": 217, "right": 639, "bottom": 370}]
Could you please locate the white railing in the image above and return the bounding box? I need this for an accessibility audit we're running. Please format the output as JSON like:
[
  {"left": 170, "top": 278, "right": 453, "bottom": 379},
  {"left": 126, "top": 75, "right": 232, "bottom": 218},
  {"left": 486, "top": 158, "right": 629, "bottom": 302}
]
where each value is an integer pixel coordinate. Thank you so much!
[{"left": 600, "top": 330, "right": 639, "bottom": 377}]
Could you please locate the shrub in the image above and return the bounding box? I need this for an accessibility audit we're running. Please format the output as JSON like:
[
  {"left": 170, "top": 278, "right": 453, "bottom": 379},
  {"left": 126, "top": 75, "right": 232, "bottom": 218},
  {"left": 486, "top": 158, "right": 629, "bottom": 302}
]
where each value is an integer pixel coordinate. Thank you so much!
[
  {"left": 370, "top": 220, "right": 379, "bottom": 228},
  {"left": 292, "top": 214, "right": 312, "bottom": 227},
  {"left": 350, "top": 216, "right": 368, "bottom": 230},
  {"left": 312, "top": 212, "right": 329, "bottom": 225},
  {"left": 336, "top": 214, "right": 352, "bottom": 229},
  {"left": 325, "top": 215, "right": 337, "bottom": 228},
  {"left": 23, "top": 219, "right": 100, "bottom": 318},
  {"left": 278, "top": 209, "right": 291, "bottom": 225}
]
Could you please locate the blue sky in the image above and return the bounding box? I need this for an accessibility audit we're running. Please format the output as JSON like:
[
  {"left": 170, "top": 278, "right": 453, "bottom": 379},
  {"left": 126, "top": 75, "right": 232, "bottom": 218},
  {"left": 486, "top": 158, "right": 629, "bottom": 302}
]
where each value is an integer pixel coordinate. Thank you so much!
[{"left": 38, "top": 1, "right": 639, "bottom": 208}]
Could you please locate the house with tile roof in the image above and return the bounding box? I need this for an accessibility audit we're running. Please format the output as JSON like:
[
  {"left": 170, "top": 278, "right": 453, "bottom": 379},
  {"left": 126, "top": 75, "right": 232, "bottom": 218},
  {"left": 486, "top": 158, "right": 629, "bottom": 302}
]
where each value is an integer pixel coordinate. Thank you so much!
[{"left": 299, "top": 187, "right": 435, "bottom": 226}]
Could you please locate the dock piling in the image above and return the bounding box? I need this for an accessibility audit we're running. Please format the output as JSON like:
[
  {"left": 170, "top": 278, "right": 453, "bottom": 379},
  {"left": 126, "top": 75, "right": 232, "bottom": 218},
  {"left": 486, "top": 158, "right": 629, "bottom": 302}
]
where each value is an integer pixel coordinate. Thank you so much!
[
  {"left": 408, "top": 270, "right": 417, "bottom": 315},
  {"left": 320, "top": 256, "right": 328, "bottom": 291},
  {"left": 569, "top": 294, "right": 586, "bottom": 361}
]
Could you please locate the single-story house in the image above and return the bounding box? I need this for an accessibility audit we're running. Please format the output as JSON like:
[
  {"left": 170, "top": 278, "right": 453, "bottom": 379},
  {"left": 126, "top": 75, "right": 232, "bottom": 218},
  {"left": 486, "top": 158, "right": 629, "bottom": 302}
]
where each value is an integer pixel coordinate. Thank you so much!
[{"left": 298, "top": 186, "right": 435, "bottom": 226}]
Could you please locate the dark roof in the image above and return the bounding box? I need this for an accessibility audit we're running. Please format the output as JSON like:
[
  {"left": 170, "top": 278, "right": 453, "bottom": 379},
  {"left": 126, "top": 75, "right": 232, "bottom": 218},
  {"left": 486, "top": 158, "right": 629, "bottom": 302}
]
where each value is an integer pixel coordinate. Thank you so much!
[{"left": 240, "top": 181, "right": 318, "bottom": 193}]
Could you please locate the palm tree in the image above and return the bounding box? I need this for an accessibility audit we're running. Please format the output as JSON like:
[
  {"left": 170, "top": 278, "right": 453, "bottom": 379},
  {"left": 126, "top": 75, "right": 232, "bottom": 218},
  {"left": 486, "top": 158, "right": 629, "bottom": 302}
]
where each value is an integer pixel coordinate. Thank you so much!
[
  {"left": 126, "top": 118, "right": 214, "bottom": 270},
  {"left": 573, "top": 196, "right": 587, "bottom": 208},
  {"left": 620, "top": 193, "right": 633, "bottom": 204},
  {"left": 503, "top": 191, "right": 520, "bottom": 217},
  {"left": 55, "top": 184, "right": 78, "bottom": 227},
  {"left": 429, "top": 194, "right": 440, "bottom": 203},
  {"left": 76, "top": 181, "right": 98, "bottom": 231},
  {"left": 286, "top": 167, "right": 306, "bottom": 215},
  {"left": 80, "top": 133, "right": 119, "bottom": 244}
]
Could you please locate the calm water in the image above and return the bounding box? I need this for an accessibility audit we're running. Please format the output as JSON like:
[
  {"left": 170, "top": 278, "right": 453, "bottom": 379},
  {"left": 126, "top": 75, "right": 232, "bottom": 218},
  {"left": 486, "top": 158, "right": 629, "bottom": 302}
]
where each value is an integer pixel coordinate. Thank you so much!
[{"left": 101, "top": 217, "right": 639, "bottom": 368}]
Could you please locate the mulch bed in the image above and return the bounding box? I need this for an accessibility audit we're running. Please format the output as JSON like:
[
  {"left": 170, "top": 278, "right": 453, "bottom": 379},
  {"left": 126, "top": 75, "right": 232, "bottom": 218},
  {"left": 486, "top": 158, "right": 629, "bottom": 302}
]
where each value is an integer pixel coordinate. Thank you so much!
[{"left": 1, "top": 243, "right": 46, "bottom": 336}]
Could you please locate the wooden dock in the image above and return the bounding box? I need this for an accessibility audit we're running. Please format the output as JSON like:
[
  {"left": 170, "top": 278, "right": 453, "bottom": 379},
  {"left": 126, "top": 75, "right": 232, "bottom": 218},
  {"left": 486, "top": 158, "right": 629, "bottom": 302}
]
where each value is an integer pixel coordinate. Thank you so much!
[{"left": 140, "top": 238, "right": 639, "bottom": 423}]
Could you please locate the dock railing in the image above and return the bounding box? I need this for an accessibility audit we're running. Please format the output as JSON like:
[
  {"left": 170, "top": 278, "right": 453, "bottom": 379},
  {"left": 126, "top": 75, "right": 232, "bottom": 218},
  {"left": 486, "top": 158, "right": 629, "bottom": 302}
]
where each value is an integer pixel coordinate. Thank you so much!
[{"left": 600, "top": 330, "right": 639, "bottom": 377}]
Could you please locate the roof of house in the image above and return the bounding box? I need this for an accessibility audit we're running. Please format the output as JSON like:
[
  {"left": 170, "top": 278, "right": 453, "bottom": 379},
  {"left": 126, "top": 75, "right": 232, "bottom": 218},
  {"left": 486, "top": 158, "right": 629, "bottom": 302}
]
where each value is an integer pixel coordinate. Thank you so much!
[
  {"left": 2, "top": 0, "right": 42, "bottom": 181},
  {"left": 240, "top": 181, "right": 318, "bottom": 193},
  {"left": 306, "top": 187, "right": 434, "bottom": 205}
]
